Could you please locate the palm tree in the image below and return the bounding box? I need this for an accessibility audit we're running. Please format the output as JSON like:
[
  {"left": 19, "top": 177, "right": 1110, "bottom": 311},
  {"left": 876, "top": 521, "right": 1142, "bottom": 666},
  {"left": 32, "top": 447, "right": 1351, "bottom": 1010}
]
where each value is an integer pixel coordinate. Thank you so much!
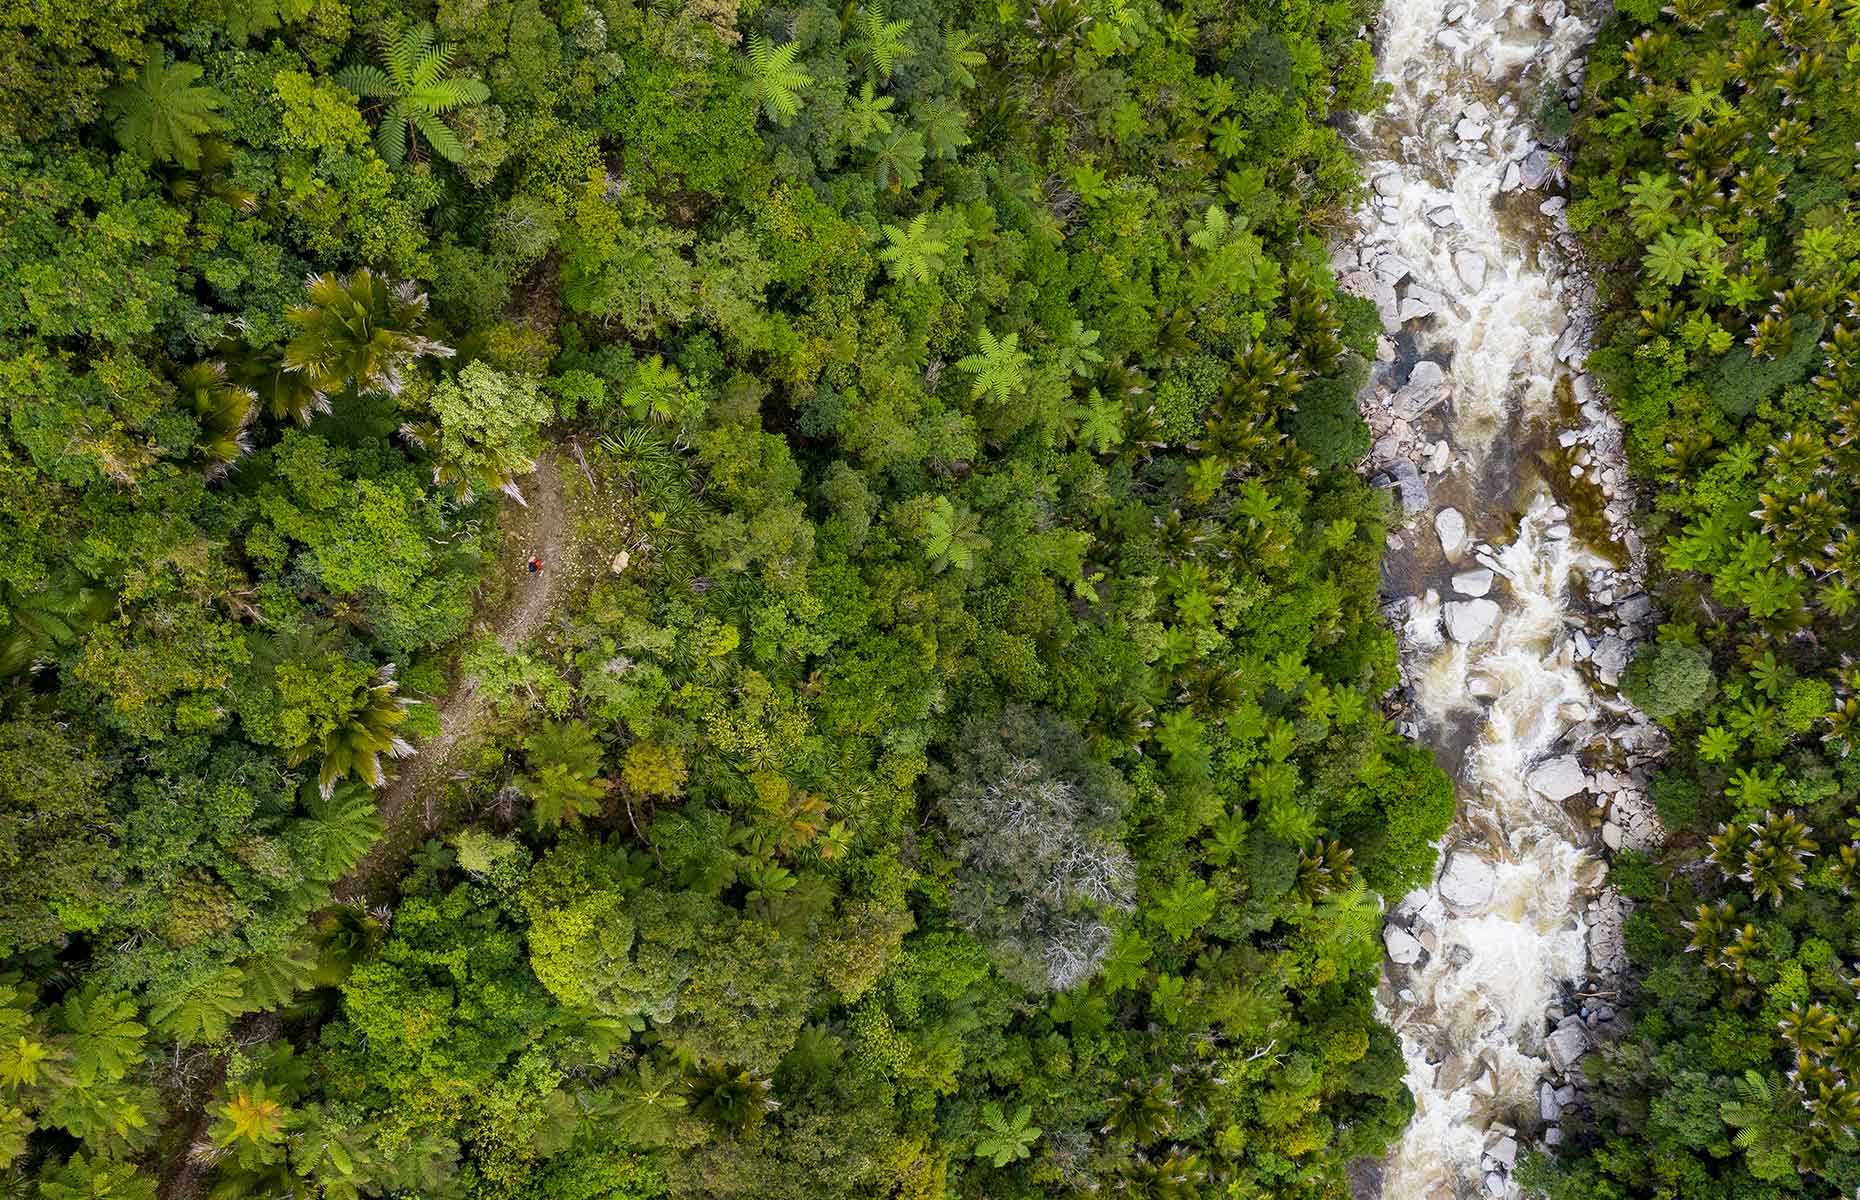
[
  {"left": 173, "top": 361, "right": 256, "bottom": 479},
  {"left": 287, "top": 662, "right": 415, "bottom": 798},
  {"left": 282, "top": 268, "right": 452, "bottom": 397},
  {"left": 225, "top": 344, "right": 330, "bottom": 427},
  {"left": 335, "top": 22, "right": 489, "bottom": 166},
  {"left": 104, "top": 44, "right": 229, "bottom": 170}
]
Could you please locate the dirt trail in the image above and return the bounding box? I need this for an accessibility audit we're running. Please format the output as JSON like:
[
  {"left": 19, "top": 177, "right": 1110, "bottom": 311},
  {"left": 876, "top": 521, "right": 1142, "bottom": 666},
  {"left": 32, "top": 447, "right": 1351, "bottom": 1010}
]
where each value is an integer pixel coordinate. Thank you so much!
[
  {"left": 158, "top": 456, "right": 572, "bottom": 1200},
  {"left": 335, "top": 449, "right": 570, "bottom": 904}
]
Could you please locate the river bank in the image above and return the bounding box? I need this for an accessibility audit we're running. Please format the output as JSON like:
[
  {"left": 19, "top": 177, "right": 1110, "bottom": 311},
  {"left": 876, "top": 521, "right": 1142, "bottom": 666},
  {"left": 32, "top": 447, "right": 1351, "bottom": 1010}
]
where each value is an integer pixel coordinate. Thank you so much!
[{"left": 1340, "top": 2, "right": 1665, "bottom": 1196}]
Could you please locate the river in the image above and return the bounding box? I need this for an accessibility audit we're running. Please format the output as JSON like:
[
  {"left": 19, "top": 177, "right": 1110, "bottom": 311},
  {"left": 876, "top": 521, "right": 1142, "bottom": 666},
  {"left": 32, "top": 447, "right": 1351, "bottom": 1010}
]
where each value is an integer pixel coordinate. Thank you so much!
[{"left": 1337, "top": 3, "right": 1665, "bottom": 1198}]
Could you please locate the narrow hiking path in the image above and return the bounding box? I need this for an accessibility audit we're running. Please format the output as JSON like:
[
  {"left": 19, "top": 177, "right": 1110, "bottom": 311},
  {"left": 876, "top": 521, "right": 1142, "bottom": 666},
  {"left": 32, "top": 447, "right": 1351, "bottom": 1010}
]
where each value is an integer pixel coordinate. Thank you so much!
[
  {"left": 337, "top": 448, "right": 571, "bottom": 904},
  {"left": 159, "top": 455, "right": 574, "bottom": 1200}
]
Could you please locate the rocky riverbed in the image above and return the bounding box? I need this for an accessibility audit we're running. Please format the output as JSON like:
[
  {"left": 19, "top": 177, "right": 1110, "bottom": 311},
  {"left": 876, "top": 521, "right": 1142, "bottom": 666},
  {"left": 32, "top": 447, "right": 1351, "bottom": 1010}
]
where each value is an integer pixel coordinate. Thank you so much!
[{"left": 1340, "top": 2, "right": 1669, "bottom": 1197}]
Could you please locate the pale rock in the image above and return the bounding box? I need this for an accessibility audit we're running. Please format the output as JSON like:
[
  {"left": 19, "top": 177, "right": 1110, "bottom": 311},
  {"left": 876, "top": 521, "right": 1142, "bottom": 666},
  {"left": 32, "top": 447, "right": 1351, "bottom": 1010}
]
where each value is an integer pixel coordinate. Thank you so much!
[
  {"left": 1467, "top": 672, "right": 1499, "bottom": 699},
  {"left": 1407, "top": 359, "right": 1446, "bottom": 391},
  {"left": 1489, "top": 1136, "right": 1518, "bottom": 1169},
  {"left": 1439, "top": 851, "right": 1496, "bottom": 912},
  {"left": 1592, "top": 634, "right": 1629, "bottom": 684},
  {"left": 1376, "top": 336, "right": 1397, "bottom": 363},
  {"left": 1452, "top": 566, "right": 1495, "bottom": 597},
  {"left": 1437, "top": 27, "right": 1469, "bottom": 52},
  {"left": 1520, "top": 149, "right": 1551, "bottom": 190},
  {"left": 1544, "top": 1126, "right": 1564, "bottom": 1147},
  {"left": 1455, "top": 116, "right": 1490, "bottom": 142},
  {"left": 1446, "top": 1, "right": 1467, "bottom": 19},
  {"left": 1428, "top": 440, "right": 1451, "bottom": 474},
  {"left": 1557, "top": 429, "right": 1581, "bottom": 447},
  {"left": 1427, "top": 206, "right": 1459, "bottom": 228},
  {"left": 1435, "top": 506, "right": 1468, "bottom": 557},
  {"left": 1528, "top": 755, "right": 1587, "bottom": 802},
  {"left": 1445, "top": 598, "right": 1500, "bottom": 644},
  {"left": 1484, "top": 1173, "right": 1506, "bottom": 1197},
  {"left": 609, "top": 549, "right": 631, "bottom": 575},
  {"left": 1455, "top": 249, "right": 1488, "bottom": 289},
  {"left": 1556, "top": 1085, "right": 1576, "bottom": 1106},
  {"left": 1373, "top": 253, "right": 1413, "bottom": 286},
  {"left": 1617, "top": 593, "right": 1655, "bottom": 623},
  {"left": 1547, "top": 522, "right": 1571, "bottom": 539},
  {"left": 1540, "top": 1081, "right": 1559, "bottom": 1122},
  {"left": 1374, "top": 172, "right": 1402, "bottom": 198},
  {"left": 1546, "top": 1023, "right": 1591, "bottom": 1074},
  {"left": 1601, "top": 821, "right": 1623, "bottom": 851},
  {"left": 1540, "top": 195, "right": 1568, "bottom": 215},
  {"left": 1502, "top": 160, "right": 1522, "bottom": 191},
  {"left": 1400, "top": 283, "right": 1447, "bottom": 322},
  {"left": 1384, "top": 925, "right": 1425, "bottom": 965}
]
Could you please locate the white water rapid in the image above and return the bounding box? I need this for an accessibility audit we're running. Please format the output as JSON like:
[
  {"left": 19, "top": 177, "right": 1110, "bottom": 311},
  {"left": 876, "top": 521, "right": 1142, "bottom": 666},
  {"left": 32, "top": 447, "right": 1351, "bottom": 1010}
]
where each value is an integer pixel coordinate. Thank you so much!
[{"left": 1337, "top": 3, "right": 1667, "bottom": 1198}]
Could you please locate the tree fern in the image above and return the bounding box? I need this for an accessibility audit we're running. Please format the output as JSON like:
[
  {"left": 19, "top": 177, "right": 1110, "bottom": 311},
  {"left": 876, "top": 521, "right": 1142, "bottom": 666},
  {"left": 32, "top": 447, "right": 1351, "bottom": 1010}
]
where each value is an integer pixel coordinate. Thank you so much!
[
  {"left": 334, "top": 21, "right": 489, "bottom": 166},
  {"left": 877, "top": 214, "right": 948, "bottom": 285},
  {"left": 973, "top": 1101, "right": 1042, "bottom": 1166},
  {"left": 104, "top": 44, "right": 229, "bottom": 170},
  {"left": 297, "top": 785, "right": 383, "bottom": 881},
  {"left": 923, "top": 496, "right": 988, "bottom": 573},
  {"left": 56, "top": 987, "right": 145, "bottom": 1085},
  {"left": 745, "top": 33, "right": 814, "bottom": 125},
  {"left": 237, "top": 943, "right": 319, "bottom": 1010},
  {"left": 149, "top": 968, "right": 249, "bottom": 1044},
  {"left": 957, "top": 328, "right": 1031, "bottom": 403},
  {"left": 516, "top": 719, "right": 608, "bottom": 829},
  {"left": 851, "top": 2, "right": 913, "bottom": 80},
  {"left": 1721, "top": 1069, "right": 1798, "bottom": 1181}
]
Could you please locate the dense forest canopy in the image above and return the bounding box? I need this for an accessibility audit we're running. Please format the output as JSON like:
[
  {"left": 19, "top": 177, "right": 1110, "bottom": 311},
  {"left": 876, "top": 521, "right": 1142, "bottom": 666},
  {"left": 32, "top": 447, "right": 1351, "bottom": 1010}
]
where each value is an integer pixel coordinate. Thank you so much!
[
  {"left": 1523, "top": 0, "right": 1860, "bottom": 1197},
  {"left": 0, "top": 0, "right": 1460, "bottom": 1198}
]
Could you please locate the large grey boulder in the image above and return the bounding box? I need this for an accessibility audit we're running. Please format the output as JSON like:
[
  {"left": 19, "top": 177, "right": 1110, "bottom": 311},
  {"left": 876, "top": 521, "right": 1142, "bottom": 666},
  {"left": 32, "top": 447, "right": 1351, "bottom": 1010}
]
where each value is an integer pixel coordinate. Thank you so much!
[
  {"left": 1528, "top": 755, "right": 1586, "bottom": 801},
  {"left": 1546, "top": 1022, "right": 1590, "bottom": 1074},
  {"left": 1384, "top": 925, "right": 1425, "bottom": 965},
  {"left": 1435, "top": 506, "right": 1469, "bottom": 557},
  {"left": 1439, "top": 851, "right": 1496, "bottom": 912},
  {"left": 1444, "top": 598, "right": 1500, "bottom": 644}
]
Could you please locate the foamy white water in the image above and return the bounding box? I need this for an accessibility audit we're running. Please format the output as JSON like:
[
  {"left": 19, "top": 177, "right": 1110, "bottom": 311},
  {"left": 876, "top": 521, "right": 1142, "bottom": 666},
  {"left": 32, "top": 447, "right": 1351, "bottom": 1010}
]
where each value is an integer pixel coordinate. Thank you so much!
[{"left": 1337, "top": 2, "right": 1652, "bottom": 1197}]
